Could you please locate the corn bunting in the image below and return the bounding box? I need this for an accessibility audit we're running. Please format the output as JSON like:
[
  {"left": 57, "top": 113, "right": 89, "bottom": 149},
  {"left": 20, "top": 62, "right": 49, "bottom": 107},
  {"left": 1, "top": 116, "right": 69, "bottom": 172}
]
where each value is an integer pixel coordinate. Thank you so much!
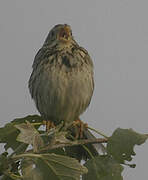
[
  {"left": 28, "top": 24, "right": 104, "bottom": 154},
  {"left": 29, "top": 24, "right": 94, "bottom": 127}
]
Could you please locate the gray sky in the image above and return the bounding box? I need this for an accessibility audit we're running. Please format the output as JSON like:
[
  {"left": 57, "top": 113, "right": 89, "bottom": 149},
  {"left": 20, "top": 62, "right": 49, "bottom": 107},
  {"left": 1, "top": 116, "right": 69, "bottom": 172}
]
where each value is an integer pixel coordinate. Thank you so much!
[{"left": 0, "top": 0, "right": 148, "bottom": 179}]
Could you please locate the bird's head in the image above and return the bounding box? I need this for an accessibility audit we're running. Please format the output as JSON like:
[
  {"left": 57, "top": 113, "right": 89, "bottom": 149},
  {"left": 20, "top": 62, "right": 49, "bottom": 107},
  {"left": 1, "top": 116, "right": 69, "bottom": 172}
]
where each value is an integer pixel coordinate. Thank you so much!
[{"left": 44, "top": 24, "right": 74, "bottom": 48}]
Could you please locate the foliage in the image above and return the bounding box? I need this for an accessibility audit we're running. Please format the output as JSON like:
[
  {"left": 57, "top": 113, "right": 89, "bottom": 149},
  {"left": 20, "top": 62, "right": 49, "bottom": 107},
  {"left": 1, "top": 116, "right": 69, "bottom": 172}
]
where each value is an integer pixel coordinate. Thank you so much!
[{"left": 0, "top": 115, "right": 147, "bottom": 180}]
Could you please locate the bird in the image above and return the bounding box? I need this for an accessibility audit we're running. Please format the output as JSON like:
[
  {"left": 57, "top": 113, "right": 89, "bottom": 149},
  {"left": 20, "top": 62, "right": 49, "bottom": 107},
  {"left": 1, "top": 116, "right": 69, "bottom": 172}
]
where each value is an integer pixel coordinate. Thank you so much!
[{"left": 28, "top": 24, "right": 104, "bottom": 156}]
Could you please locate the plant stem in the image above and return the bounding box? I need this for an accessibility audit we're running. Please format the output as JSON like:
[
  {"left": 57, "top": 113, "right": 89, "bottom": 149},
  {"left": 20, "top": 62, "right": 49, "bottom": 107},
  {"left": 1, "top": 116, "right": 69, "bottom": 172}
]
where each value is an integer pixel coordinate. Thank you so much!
[
  {"left": 31, "top": 122, "right": 42, "bottom": 126},
  {"left": 82, "top": 145, "right": 95, "bottom": 159},
  {"left": 40, "top": 137, "right": 107, "bottom": 152},
  {"left": 88, "top": 126, "right": 109, "bottom": 139}
]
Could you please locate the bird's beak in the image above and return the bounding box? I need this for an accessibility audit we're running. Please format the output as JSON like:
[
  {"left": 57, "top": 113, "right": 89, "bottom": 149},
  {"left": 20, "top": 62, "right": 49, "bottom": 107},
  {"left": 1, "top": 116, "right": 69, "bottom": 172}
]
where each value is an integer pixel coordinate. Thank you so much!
[{"left": 58, "top": 25, "right": 71, "bottom": 42}]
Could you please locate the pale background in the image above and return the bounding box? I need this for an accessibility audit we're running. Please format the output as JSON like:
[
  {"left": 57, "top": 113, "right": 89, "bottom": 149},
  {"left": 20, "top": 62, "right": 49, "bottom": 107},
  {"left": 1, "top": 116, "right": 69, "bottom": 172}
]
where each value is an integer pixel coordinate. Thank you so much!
[{"left": 0, "top": 0, "right": 148, "bottom": 179}]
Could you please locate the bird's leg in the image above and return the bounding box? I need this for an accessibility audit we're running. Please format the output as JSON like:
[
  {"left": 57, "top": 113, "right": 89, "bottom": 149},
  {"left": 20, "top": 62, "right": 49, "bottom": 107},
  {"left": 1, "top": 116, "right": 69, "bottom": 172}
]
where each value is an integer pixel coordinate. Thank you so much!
[
  {"left": 43, "top": 120, "right": 55, "bottom": 132},
  {"left": 73, "top": 119, "right": 88, "bottom": 139}
]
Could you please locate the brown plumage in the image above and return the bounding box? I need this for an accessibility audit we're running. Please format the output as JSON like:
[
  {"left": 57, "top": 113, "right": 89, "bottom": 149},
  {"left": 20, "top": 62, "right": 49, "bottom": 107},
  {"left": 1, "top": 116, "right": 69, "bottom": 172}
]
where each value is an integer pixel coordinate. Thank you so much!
[
  {"left": 29, "top": 24, "right": 94, "bottom": 126},
  {"left": 28, "top": 24, "right": 105, "bottom": 156}
]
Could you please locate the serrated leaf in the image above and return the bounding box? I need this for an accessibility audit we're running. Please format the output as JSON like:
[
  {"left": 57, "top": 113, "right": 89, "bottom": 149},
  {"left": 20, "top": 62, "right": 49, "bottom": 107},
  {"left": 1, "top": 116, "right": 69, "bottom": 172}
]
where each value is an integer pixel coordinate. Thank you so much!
[
  {"left": 107, "top": 128, "right": 148, "bottom": 164},
  {"left": 1, "top": 175, "right": 14, "bottom": 180},
  {"left": 0, "top": 115, "right": 42, "bottom": 152},
  {"left": 0, "top": 152, "right": 9, "bottom": 175},
  {"left": 21, "top": 159, "right": 43, "bottom": 180},
  {"left": 15, "top": 121, "right": 44, "bottom": 152},
  {"left": 83, "top": 155, "right": 123, "bottom": 180},
  {"left": 0, "top": 153, "right": 21, "bottom": 179},
  {"left": 19, "top": 153, "right": 87, "bottom": 180}
]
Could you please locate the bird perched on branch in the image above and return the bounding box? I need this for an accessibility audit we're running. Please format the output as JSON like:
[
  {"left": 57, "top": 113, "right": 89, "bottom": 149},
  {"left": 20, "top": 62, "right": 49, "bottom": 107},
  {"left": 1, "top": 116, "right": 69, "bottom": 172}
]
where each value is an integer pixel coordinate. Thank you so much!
[{"left": 29, "top": 24, "right": 103, "bottom": 155}]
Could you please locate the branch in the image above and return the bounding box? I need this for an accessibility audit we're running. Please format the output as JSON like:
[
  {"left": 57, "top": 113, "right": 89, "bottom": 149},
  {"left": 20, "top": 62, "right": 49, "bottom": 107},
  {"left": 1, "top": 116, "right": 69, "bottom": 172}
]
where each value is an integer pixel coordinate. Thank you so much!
[{"left": 40, "top": 138, "right": 108, "bottom": 152}]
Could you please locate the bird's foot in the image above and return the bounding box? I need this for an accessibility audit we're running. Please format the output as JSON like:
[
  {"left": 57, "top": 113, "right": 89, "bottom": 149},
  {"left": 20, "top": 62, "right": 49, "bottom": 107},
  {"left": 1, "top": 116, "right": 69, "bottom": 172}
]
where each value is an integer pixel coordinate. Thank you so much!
[
  {"left": 73, "top": 119, "right": 88, "bottom": 139},
  {"left": 43, "top": 120, "right": 55, "bottom": 132}
]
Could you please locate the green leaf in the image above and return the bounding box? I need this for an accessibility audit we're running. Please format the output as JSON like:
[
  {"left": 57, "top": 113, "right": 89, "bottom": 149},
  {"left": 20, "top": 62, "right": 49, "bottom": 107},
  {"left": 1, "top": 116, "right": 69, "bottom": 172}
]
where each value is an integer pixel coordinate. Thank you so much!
[
  {"left": 18, "top": 153, "right": 88, "bottom": 180},
  {"left": 21, "top": 158, "right": 43, "bottom": 180},
  {"left": 65, "top": 145, "right": 96, "bottom": 162},
  {"left": 83, "top": 155, "right": 123, "bottom": 180},
  {"left": 1, "top": 172, "right": 22, "bottom": 180},
  {"left": 0, "top": 152, "right": 21, "bottom": 179},
  {"left": 15, "top": 121, "right": 44, "bottom": 152},
  {"left": 0, "top": 115, "right": 42, "bottom": 152},
  {"left": 1, "top": 175, "right": 14, "bottom": 180},
  {"left": 0, "top": 152, "right": 9, "bottom": 175},
  {"left": 107, "top": 128, "right": 148, "bottom": 164}
]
